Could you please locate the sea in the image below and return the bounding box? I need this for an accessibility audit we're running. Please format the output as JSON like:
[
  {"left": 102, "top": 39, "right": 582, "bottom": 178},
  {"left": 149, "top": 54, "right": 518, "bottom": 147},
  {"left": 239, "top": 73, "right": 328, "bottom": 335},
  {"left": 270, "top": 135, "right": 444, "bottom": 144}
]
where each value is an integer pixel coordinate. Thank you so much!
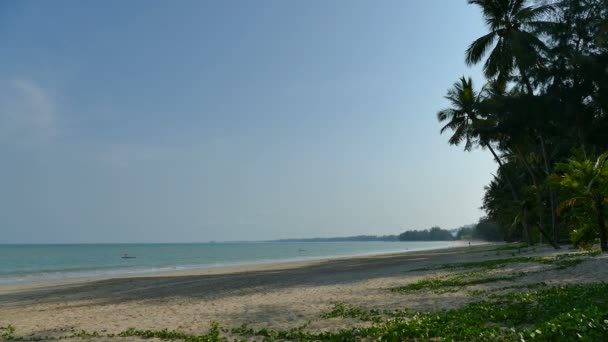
[{"left": 0, "top": 241, "right": 458, "bottom": 286}]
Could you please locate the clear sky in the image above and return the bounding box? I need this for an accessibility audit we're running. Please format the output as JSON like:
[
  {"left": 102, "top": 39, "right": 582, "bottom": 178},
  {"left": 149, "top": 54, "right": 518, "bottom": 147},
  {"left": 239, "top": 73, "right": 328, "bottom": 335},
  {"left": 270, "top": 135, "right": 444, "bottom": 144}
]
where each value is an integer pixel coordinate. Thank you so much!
[{"left": 0, "top": 0, "right": 496, "bottom": 243}]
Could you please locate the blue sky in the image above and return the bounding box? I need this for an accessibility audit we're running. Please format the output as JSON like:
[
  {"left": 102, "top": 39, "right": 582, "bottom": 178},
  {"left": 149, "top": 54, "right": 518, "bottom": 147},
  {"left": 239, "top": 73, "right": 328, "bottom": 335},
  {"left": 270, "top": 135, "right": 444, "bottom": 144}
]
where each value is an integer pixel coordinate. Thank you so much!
[{"left": 0, "top": 0, "right": 496, "bottom": 243}]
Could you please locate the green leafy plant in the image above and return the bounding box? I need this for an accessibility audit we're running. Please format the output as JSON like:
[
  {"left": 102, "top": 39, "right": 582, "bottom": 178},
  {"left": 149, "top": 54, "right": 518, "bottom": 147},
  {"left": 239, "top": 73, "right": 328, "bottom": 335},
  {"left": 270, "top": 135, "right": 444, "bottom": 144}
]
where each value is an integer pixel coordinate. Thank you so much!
[
  {"left": 0, "top": 325, "right": 16, "bottom": 341},
  {"left": 320, "top": 303, "right": 382, "bottom": 322},
  {"left": 119, "top": 322, "right": 226, "bottom": 342},
  {"left": 553, "top": 151, "right": 608, "bottom": 251}
]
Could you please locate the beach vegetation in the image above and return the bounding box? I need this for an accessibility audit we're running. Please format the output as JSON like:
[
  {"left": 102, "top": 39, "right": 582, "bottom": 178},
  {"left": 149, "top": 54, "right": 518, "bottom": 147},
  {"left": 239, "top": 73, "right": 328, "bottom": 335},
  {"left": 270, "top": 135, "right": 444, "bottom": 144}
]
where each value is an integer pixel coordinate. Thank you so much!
[
  {"left": 257, "top": 284, "right": 608, "bottom": 341},
  {"left": 552, "top": 151, "right": 608, "bottom": 251},
  {"left": 393, "top": 269, "right": 529, "bottom": 294},
  {"left": 118, "top": 322, "right": 226, "bottom": 342},
  {"left": 3, "top": 282, "right": 608, "bottom": 341},
  {"left": 0, "top": 325, "right": 15, "bottom": 341},
  {"left": 401, "top": 252, "right": 593, "bottom": 293},
  {"left": 412, "top": 250, "right": 595, "bottom": 273},
  {"left": 320, "top": 303, "right": 382, "bottom": 322},
  {"left": 71, "top": 330, "right": 100, "bottom": 338},
  {"left": 437, "top": 0, "right": 608, "bottom": 250}
]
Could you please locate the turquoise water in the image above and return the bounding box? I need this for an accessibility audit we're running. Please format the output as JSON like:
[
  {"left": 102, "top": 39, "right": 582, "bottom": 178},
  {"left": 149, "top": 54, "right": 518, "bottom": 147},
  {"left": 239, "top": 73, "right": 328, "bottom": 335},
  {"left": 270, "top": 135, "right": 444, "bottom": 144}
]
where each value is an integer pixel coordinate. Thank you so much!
[{"left": 0, "top": 241, "right": 456, "bottom": 285}]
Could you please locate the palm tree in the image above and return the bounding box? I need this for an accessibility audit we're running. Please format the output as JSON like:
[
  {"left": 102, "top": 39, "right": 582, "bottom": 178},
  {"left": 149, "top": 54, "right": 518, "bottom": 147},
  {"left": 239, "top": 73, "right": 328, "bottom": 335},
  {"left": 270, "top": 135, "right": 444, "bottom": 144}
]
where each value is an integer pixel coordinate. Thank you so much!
[
  {"left": 437, "top": 77, "right": 540, "bottom": 246},
  {"left": 437, "top": 77, "right": 510, "bottom": 177},
  {"left": 466, "top": 0, "right": 554, "bottom": 93},
  {"left": 554, "top": 151, "right": 608, "bottom": 252},
  {"left": 482, "top": 166, "right": 529, "bottom": 242},
  {"left": 437, "top": 77, "right": 479, "bottom": 152},
  {"left": 437, "top": 77, "right": 514, "bottom": 170}
]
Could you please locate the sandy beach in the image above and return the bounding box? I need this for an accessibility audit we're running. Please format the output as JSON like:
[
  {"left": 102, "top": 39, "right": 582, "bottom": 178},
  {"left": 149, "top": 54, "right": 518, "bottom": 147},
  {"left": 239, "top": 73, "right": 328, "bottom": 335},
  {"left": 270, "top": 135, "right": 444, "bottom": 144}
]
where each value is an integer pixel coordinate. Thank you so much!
[{"left": 1, "top": 243, "right": 607, "bottom": 341}]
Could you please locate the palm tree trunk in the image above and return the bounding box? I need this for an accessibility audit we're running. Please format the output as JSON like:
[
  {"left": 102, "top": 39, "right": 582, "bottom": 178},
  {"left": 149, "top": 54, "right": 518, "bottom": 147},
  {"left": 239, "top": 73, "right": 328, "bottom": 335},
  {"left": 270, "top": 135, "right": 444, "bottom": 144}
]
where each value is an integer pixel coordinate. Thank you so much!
[
  {"left": 514, "top": 147, "right": 560, "bottom": 249},
  {"left": 549, "top": 191, "right": 559, "bottom": 244},
  {"left": 537, "top": 217, "right": 560, "bottom": 249},
  {"left": 485, "top": 143, "right": 534, "bottom": 246},
  {"left": 595, "top": 195, "right": 608, "bottom": 252},
  {"left": 536, "top": 204, "right": 560, "bottom": 249},
  {"left": 515, "top": 68, "right": 561, "bottom": 248},
  {"left": 486, "top": 145, "right": 518, "bottom": 198},
  {"left": 519, "top": 67, "right": 534, "bottom": 95},
  {"left": 539, "top": 135, "right": 560, "bottom": 246}
]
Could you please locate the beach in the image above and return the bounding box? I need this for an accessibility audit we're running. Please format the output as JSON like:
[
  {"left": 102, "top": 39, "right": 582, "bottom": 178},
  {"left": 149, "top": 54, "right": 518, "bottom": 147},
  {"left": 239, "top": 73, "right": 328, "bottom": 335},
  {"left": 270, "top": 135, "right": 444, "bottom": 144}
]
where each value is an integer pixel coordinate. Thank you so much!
[{"left": 2, "top": 243, "right": 607, "bottom": 341}]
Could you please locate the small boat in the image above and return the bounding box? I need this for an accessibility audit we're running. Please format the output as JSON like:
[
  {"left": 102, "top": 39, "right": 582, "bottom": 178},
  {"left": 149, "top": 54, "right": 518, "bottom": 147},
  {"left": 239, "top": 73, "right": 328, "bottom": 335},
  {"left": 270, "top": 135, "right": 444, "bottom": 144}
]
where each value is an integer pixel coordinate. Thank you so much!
[{"left": 121, "top": 253, "right": 136, "bottom": 259}]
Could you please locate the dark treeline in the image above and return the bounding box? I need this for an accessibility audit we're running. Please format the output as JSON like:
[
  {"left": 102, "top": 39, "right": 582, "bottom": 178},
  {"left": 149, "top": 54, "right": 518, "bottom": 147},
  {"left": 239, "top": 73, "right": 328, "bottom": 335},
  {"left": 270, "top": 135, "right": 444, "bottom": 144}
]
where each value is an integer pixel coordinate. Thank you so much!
[
  {"left": 276, "top": 235, "right": 399, "bottom": 242},
  {"left": 398, "top": 227, "right": 455, "bottom": 241},
  {"left": 437, "top": 0, "right": 608, "bottom": 250},
  {"left": 278, "top": 222, "right": 502, "bottom": 243},
  {"left": 456, "top": 218, "right": 502, "bottom": 242}
]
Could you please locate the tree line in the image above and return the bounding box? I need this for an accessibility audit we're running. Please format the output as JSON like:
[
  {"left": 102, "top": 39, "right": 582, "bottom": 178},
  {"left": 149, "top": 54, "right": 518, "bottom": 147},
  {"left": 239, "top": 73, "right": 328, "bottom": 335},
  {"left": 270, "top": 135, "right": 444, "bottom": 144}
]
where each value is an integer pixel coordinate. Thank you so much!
[
  {"left": 276, "top": 222, "right": 500, "bottom": 242},
  {"left": 276, "top": 235, "right": 399, "bottom": 242},
  {"left": 398, "top": 226, "right": 455, "bottom": 241},
  {"left": 437, "top": 0, "right": 608, "bottom": 250}
]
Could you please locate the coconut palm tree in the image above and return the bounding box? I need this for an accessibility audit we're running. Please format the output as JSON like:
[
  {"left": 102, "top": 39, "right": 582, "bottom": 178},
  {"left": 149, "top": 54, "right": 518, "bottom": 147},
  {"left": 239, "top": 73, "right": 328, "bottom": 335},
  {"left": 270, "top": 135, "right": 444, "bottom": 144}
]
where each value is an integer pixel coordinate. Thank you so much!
[
  {"left": 437, "top": 77, "right": 480, "bottom": 152},
  {"left": 438, "top": 77, "right": 542, "bottom": 246},
  {"left": 437, "top": 77, "right": 507, "bottom": 173},
  {"left": 466, "top": 0, "right": 554, "bottom": 93}
]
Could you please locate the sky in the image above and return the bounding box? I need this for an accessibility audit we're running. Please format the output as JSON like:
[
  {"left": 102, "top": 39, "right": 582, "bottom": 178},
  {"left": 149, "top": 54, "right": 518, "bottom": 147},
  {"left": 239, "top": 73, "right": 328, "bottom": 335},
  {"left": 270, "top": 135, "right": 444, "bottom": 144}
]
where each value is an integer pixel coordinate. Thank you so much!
[{"left": 0, "top": 0, "right": 496, "bottom": 243}]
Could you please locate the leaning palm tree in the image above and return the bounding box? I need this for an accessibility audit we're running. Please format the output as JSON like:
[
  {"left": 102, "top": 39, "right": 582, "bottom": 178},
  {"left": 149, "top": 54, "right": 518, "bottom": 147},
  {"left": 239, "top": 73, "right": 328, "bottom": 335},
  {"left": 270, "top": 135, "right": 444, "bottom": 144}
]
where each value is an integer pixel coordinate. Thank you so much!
[
  {"left": 466, "top": 0, "right": 554, "bottom": 93},
  {"left": 437, "top": 77, "right": 480, "bottom": 152},
  {"left": 437, "top": 77, "right": 543, "bottom": 246},
  {"left": 437, "top": 76, "right": 513, "bottom": 175}
]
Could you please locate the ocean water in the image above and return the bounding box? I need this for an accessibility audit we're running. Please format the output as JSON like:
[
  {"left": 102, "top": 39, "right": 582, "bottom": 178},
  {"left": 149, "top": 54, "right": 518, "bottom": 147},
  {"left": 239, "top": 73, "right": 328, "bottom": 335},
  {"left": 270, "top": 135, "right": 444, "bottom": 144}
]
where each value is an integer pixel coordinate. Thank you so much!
[{"left": 0, "top": 241, "right": 457, "bottom": 286}]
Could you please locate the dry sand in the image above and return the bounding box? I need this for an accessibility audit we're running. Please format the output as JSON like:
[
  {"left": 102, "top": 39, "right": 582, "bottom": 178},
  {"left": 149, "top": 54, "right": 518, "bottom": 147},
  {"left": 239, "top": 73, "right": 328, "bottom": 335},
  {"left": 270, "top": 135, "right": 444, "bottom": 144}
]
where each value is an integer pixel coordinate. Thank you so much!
[{"left": 1, "top": 243, "right": 607, "bottom": 341}]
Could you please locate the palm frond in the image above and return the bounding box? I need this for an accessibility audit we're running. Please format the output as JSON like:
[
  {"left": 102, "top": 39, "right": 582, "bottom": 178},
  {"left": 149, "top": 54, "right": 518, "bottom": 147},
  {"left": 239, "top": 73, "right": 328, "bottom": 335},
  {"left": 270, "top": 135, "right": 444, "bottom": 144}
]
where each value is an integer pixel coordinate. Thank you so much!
[
  {"left": 510, "top": 0, "right": 527, "bottom": 19},
  {"left": 557, "top": 197, "right": 584, "bottom": 216},
  {"left": 515, "top": 4, "right": 555, "bottom": 22},
  {"left": 587, "top": 151, "right": 608, "bottom": 192},
  {"left": 448, "top": 124, "right": 467, "bottom": 146},
  {"left": 594, "top": 151, "right": 608, "bottom": 173},
  {"left": 466, "top": 32, "right": 497, "bottom": 66},
  {"left": 436, "top": 108, "right": 451, "bottom": 123},
  {"left": 484, "top": 39, "right": 512, "bottom": 79},
  {"left": 526, "top": 20, "right": 558, "bottom": 35}
]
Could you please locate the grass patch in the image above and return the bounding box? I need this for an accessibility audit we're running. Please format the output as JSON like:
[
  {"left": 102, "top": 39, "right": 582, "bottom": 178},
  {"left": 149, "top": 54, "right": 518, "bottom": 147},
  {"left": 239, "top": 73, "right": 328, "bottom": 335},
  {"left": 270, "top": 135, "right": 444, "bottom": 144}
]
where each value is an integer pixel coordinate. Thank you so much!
[
  {"left": 320, "top": 303, "right": 382, "bottom": 322},
  {"left": 463, "top": 243, "right": 529, "bottom": 254},
  {"left": 319, "top": 303, "right": 412, "bottom": 322},
  {"left": 0, "top": 326, "right": 15, "bottom": 341},
  {"left": 392, "top": 269, "right": 529, "bottom": 294},
  {"left": 410, "top": 250, "right": 595, "bottom": 273},
  {"left": 408, "top": 255, "right": 535, "bottom": 272},
  {"left": 231, "top": 323, "right": 316, "bottom": 340},
  {"left": 399, "top": 252, "right": 595, "bottom": 293},
  {"left": 554, "top": 258, "right": 585, "bottom": 269},
  {"left": 470, "top": 282, "right": 549, "bottom": 297},
  {"left": 118, "top": 322, "right": 226, "bottom": 342}
]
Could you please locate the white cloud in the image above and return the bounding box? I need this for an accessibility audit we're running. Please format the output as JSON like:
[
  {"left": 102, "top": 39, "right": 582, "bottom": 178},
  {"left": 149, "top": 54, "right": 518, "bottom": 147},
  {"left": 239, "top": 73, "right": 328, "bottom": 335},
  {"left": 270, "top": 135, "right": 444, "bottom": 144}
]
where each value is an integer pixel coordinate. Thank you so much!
[{"left": 0, "top": 78, "right": 59, "bottom": 144}]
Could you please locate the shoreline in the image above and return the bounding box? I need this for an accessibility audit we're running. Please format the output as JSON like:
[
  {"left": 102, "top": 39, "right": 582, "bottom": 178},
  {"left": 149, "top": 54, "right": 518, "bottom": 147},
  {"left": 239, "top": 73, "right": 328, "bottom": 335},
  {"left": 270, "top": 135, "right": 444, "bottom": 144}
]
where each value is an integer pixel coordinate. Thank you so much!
[
  {"left": 0, "top": 240, "right": 476, "bottom": 291},
  {"left": 7, "top": 242, "right": 597, "bottom": 341}
]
